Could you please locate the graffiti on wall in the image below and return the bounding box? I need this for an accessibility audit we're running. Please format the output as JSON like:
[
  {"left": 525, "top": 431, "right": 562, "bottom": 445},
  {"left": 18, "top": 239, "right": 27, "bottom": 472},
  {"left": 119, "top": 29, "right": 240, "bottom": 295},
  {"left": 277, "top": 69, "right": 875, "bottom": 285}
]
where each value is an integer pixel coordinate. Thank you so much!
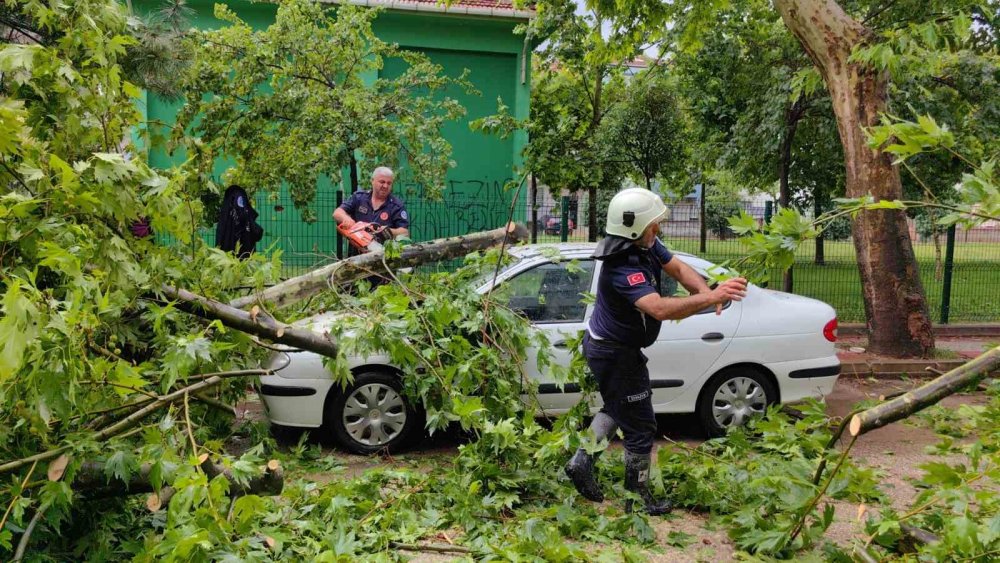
[{"left": 395, "top": 175, "right": 517, "bottom": 239}]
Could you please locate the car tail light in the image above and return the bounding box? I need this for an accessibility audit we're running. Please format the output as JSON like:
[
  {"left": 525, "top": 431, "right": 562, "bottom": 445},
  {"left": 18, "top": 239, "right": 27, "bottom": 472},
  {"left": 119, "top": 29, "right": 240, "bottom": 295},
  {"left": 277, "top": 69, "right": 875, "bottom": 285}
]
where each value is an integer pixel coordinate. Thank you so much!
[{"left": 823, "top": 318, "right": 838, "bottom": 342}]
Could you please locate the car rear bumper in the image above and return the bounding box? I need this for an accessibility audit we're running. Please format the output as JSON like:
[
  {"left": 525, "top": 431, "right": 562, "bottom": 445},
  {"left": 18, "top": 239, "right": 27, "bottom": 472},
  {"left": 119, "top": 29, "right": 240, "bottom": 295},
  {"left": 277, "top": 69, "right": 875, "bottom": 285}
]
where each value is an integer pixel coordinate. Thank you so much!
[
  {"left": 258, "top": 374, "right": 330, "bottom": 428},
  {"left": 771, "top": 355, "right": 841, "bottom": 403}
]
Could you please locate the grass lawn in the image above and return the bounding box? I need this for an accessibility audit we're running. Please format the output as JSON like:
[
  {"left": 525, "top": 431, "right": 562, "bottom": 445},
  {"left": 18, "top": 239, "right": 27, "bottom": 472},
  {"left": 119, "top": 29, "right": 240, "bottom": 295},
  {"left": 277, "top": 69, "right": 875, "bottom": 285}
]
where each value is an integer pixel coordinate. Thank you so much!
[{"left": 533, "top": 236, "right": 1000, "bottom": 323}]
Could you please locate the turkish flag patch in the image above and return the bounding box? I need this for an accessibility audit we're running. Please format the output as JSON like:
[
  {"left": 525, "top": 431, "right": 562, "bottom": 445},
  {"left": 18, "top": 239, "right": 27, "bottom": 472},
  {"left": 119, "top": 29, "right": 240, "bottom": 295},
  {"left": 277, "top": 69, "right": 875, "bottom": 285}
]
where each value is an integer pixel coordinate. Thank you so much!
[{"left": 627, "top": 272, "right": 646, "bottom": 286}]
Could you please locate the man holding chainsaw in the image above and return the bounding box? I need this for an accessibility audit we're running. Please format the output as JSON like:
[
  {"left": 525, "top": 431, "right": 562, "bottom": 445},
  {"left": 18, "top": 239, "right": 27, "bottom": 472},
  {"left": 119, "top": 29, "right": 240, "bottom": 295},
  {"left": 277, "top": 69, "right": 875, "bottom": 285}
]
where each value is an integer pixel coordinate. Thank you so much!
[{"left": 333, "top": 166, "right": 410, "bottom": 255}]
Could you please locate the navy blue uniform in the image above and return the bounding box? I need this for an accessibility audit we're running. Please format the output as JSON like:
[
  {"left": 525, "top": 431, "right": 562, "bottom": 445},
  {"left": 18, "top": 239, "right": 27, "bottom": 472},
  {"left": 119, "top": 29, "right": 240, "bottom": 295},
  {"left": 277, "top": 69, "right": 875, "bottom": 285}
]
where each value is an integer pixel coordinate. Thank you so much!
[
  {"left": 339, "top": 190, "right": 409, "bottom": 231},
  {"left": 339, "top": 190, "right": 409, "bottom": 263},
  {"left": 585, "top": 238, "right": 673, "bottom": 455}
]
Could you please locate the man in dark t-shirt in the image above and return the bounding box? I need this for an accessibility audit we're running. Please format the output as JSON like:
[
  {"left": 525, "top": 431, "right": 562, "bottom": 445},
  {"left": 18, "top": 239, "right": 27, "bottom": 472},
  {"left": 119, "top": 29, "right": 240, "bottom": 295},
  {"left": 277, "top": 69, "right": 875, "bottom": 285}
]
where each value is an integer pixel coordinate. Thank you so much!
[
  {"left": 333, "top": 166, "right": 410, "bottom": 256},
  {"left": 564, "top": 188, "right": 748, "bottom": 515}
]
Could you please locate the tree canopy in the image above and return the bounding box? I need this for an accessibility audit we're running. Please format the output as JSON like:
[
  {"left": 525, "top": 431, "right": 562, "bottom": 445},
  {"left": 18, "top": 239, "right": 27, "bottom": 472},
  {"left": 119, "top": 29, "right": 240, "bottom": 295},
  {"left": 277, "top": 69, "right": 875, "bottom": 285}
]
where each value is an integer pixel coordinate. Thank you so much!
[{"left": 174, "top": 0, "right": 471, "bottom": 214}]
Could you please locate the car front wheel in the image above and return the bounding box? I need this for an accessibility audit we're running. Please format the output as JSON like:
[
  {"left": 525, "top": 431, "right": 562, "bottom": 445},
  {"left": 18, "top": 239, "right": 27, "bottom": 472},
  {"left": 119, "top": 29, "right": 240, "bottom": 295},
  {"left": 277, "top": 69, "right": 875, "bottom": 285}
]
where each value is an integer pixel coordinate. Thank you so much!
[
  {"left": 326, "top": 371, "right": 424, "bottom": 454},
  {"left": 697, "top": 367, "right": 777, "bottom": 438}
]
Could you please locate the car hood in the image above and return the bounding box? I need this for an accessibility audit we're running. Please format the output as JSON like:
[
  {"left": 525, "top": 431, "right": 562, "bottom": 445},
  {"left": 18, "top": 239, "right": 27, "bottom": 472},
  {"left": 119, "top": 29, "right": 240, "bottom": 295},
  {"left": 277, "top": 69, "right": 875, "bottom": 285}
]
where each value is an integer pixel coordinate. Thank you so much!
[{"left": 289, "top": 310, "right": 342, "bottom": 332}]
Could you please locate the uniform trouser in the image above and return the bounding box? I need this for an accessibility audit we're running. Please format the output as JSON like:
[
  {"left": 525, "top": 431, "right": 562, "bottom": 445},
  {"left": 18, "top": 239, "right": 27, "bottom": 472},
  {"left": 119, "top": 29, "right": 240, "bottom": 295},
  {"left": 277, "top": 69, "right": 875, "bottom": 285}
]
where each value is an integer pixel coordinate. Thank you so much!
[{"left": 582, "top": 333, "right": 657, "bottom": 455}]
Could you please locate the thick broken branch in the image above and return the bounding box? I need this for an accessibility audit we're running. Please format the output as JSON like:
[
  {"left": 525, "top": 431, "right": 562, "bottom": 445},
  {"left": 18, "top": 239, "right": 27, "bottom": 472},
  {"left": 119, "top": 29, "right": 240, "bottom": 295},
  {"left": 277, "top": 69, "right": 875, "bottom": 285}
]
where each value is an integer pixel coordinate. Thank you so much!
[
  {"left": 74, "top": 458, "right": 283, "bottom": 500},
  {"left": 229, "top": 223, "right": 529, "bottom": 310},
  {"left": 389, "top": 541, "right": 472, "bottom": 554},
  {"left": 161, "top": 285, "right": 338, "bottom": 358},
  {"left": 849, "top": 346, "right": 1000, "bottom": 437}
]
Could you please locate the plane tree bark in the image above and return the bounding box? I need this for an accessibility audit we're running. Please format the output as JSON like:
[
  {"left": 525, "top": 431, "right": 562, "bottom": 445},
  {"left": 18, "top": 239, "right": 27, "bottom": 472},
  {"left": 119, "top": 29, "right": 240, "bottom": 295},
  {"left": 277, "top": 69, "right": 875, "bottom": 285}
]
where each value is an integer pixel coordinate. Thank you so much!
[{"left": 774, "top": 0, "right": 934, "bottom": 357}]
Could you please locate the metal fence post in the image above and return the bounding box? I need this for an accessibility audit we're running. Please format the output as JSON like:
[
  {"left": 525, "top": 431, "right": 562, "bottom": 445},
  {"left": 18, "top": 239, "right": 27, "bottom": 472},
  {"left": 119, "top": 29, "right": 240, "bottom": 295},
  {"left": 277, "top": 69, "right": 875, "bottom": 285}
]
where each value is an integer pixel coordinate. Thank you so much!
[
  {"left": 699, "top": 184, "right": 707, "bottom": 253},
  {"left": 530, "top": 175, "right": 538, "bottom": 244},
  {"left": 939, "top": 224, "right": 956, "bottom": 324},
  {"left": 560, "top": 195, "right": 569, "bottom": 242},
  {"left": 335, "top": 189, "right": 344, "bottom": 259}
]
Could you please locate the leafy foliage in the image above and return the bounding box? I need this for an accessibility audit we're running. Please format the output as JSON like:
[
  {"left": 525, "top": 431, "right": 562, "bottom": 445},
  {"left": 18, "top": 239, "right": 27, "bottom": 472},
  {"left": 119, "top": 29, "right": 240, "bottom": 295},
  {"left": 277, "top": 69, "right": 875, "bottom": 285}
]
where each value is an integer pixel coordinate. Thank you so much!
[
  {"left": 598, "top": 74, "right": 689, "bottom": 191},
  {"left": 0, "top": 0, "right": 279, "bottom": 554},
  {"left": 660, "top": 401, "right": 882, "bottom": 556},
  {"left": 173, "top": 0, "right": 471, "bottom": 214},
  {"left": 862, "top": 382, "right": 1000, "bottom": 560}
]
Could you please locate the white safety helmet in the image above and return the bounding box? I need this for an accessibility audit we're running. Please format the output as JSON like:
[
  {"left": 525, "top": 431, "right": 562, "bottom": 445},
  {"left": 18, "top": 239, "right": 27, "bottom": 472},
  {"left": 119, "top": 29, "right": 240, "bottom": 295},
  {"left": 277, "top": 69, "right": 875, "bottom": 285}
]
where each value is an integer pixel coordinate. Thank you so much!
[{"left": 605, "top": 188, "right": 668, "bottom": 239}]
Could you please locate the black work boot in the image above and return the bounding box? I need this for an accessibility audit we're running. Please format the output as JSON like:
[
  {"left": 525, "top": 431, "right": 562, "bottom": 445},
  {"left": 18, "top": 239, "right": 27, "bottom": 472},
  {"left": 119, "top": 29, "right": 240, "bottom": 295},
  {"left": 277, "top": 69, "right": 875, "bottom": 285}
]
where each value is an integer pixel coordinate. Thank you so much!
[
  {"left": 564, "top": 413, "right": 618, "bottom": 502},
  {"left": 565, "top": 448, "right": 604, "bottom": 502},
  {"left": 623, "top": 451, "right": 672, "bottom": 515}
]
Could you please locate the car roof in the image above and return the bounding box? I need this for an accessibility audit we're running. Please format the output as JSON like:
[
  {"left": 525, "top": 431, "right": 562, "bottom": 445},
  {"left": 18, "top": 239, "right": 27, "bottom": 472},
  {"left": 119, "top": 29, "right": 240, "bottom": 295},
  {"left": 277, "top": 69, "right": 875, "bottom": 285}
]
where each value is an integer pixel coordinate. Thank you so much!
[{"left": 506, "top": 242, "right": 714, "bottom": 270}]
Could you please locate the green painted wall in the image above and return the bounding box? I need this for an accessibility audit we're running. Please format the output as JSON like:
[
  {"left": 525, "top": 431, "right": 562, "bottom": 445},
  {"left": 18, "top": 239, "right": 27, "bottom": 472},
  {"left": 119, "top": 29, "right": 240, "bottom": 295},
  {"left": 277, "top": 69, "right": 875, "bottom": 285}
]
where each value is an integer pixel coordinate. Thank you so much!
[{"left": 137, "top": 1, "right": 530, "bottom": 267}]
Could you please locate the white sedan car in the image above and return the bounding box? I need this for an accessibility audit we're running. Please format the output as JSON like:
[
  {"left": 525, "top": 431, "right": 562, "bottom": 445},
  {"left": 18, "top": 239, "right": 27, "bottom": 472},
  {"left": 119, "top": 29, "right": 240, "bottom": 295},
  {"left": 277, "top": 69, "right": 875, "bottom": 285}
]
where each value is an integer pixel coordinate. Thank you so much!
[{"left": 259, "top": 243, "right": 841, "bottom": 454}]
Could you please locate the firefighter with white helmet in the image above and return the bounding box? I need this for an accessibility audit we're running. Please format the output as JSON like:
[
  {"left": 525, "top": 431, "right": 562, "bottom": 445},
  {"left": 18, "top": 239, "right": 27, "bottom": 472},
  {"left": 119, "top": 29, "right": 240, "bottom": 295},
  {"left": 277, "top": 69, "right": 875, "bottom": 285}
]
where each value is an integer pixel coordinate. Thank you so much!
[{"left": 564, "top": 188, "right": 748, "bottom": 515}]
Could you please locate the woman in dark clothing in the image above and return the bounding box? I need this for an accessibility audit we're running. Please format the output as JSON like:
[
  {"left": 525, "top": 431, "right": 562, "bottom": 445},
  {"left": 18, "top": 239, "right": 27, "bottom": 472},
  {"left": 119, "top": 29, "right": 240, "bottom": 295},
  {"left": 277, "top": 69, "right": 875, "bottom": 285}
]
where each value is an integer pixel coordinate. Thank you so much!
[{"left": 216, "top": 185, "right": 264, "bottom": 259}]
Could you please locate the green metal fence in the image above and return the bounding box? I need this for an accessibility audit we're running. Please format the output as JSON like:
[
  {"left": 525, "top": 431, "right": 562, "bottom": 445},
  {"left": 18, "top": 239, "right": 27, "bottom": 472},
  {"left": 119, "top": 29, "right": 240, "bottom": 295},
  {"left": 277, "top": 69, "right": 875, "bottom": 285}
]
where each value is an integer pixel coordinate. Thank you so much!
[{"left": 231, "top": 194, "right": 1000, "bottom": 324}]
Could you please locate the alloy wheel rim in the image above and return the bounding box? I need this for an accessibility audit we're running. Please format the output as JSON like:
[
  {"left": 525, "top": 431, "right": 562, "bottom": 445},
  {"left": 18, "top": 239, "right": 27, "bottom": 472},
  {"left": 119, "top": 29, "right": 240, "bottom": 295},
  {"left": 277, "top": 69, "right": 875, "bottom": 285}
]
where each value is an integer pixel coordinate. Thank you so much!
[
  {"left": 343, "top": 383, "right": 407, "bottom": 446},
  {"left": 712, "top": 376, "right": 767, "bottom": 428}
]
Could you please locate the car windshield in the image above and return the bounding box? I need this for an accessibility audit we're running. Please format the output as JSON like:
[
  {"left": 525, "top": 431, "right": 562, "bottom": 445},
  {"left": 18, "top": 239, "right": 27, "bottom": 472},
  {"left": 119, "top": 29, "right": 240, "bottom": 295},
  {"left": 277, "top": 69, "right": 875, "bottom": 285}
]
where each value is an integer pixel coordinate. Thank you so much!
[{"left": 472, "top": 253, "right": 528, "bottom": 291}]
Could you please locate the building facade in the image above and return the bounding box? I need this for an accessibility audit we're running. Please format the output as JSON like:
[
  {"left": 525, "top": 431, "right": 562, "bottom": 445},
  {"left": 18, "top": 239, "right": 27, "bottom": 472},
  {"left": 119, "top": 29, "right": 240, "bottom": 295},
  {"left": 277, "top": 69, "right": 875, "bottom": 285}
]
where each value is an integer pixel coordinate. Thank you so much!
[{"left": 138, "top": 0, "right": 532, "bottom": 267}]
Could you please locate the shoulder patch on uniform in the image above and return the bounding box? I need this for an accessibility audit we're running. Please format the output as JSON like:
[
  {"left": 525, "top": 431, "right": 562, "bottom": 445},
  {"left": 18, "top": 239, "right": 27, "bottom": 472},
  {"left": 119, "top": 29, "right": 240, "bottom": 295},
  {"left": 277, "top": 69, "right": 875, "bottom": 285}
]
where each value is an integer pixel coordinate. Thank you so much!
[
  {"left": 400, "top": 210, "right": 407, "bottom": 220},
  {"left": 627, "top": 272, "right": 646, "bottom": 286}
]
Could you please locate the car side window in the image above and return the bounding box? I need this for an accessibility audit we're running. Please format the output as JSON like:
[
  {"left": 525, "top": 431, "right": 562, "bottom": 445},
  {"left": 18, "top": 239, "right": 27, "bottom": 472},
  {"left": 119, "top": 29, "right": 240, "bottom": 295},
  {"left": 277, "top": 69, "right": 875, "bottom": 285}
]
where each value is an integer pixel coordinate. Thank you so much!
[{"left": 505, "top": 260, "right": 596, "bottom": 323}]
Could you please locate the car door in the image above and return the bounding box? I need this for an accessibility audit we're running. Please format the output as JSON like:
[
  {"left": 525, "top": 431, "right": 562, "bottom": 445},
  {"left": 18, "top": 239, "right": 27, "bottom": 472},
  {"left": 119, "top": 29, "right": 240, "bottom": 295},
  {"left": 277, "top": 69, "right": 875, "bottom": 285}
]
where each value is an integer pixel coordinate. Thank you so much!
[
  {"left": 503, "top": 258, "right": 597, "bottom": 412},
  {"left": 645, "top": 264, "right": 743, "bottom": 410}
]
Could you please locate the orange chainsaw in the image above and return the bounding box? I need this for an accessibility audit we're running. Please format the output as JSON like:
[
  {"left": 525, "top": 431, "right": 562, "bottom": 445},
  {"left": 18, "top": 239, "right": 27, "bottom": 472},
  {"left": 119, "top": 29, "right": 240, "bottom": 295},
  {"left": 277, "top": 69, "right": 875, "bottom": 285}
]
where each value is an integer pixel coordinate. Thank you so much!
[{"left": 337, "top": 221, "right": 388, "bottom": 252}]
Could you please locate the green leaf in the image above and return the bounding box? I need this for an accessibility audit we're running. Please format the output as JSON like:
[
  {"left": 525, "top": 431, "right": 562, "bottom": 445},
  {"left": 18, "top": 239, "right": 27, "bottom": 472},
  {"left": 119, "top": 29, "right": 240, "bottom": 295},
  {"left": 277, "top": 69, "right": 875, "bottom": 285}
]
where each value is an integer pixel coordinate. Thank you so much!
[{"left": 104, "top": 450, "right": 137, "bottom": 483}]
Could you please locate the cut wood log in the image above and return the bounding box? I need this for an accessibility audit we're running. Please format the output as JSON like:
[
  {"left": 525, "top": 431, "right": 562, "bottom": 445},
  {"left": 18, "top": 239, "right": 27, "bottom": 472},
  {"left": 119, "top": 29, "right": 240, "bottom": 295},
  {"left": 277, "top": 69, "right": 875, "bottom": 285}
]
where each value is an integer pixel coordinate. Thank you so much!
[
  {"left": 74, "top": 458, "right": 283, "bottom": 500},
  {"left": 229, "top": 223, "right": 529, "bottom": 310},
  {"left": 161, "top": 285, "right": 338, "bottom": 359},
  {"left": 848, "top": 346, "right": 999, "bottom": 437}
]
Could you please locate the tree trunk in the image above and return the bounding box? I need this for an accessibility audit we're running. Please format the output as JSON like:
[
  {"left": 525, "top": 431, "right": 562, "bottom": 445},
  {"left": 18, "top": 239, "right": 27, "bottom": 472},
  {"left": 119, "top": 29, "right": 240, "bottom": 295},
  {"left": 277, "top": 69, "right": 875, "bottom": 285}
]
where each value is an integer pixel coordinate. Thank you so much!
[
  {"left": 348, "top": 148, "right": 359, "bottom": 193},
  {"left": 229, "top": 223, "right": 529, "bottom": 310},
  {"left": 775, "top": 0, "right": 934, "bottom": 357},
  {"left": 778, "top": 99, "right": 804, "bottom": 209},
  {"left": 848, "top": 346, "right": 1000, "bottom": 437},
  {"left": 588, "top": 66, "right": 604, "bottom": 243},
  {"left": 779, "top": 99, "right": 804, "bottom": 292}
]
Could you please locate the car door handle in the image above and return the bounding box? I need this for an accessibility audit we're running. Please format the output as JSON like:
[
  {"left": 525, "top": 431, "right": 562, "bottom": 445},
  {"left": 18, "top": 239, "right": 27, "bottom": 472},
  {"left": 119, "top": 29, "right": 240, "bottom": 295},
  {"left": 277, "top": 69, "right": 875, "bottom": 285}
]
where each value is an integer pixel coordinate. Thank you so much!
[{"left": 701, "top": 332, "right": 725, "bottom": 342}]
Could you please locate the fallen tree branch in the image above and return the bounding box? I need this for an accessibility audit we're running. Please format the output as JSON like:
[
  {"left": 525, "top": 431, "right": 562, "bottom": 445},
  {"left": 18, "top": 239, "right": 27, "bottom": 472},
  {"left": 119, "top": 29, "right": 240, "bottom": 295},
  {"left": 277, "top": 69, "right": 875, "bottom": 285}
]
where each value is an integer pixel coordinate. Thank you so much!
[
  {"left": 161, "top": 285, "right": 339, "bottom": 359},
  {"left": 788, "top": 434, "right": 859, "bottom": 544},
  {"left": 192, "top": 392, "right": 236, "bottom": 416},
  {"left": 73, "top": 458, "right": 284, "bottom": 500},
  {"left": 853, "top": 544, "right": 880, "bottom": 563},
  {"left": 849, "top": 346, "right": 1000, "bottom": 437},
  {"left": 899, "top": 522, "right": 940, "bottom": 552},
  {"left": 0, "top": 461, "right": 38, "bottom": 533},
  {"left": 229, "top": 223, "right": 529, "bottom": 310},
  {"left": 0, "top": 375, "right": 231, "bottom": 475},
  {"left": 12, "top": 500, "right": 49, "bottom": 562},
  {"left": 389, "top": 541, "right": 472, "bottom": 554}
]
